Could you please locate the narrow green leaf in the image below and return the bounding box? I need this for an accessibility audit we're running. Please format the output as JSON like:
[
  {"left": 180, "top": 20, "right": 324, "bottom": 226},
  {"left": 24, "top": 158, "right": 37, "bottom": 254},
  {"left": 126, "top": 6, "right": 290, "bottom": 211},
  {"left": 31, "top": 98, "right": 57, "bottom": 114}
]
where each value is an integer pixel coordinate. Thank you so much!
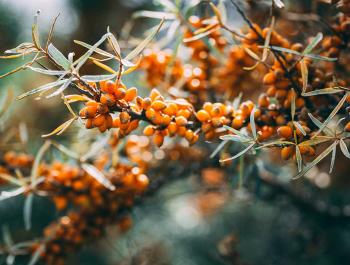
[
  {"left": 295, "top": 145, "right": 303, "bottom": 172},
  {"left": 42, "top": 117, "right": 76, "bottom": 137},
  {"left": 81, "top": 74, "right": 116, "bottom": 82},
  {"left": 293, "top": 121, "right": 306, "bottom": 136},
  {"left": 124, "top": 18, "right": 165, "bottom": 61},
  {"left": 82, "top": 163, "right": 116, "bottom": 191},
  {"left": 47, "top": 44, "right": 70, "bottom": 70},
  {"left": 313, "top": 92, "right": 349, "bottom": 137},
  {"left": 17, "top": 79, "right": 68, "bottom": 100},
  {"left": 329, "top": 142, "right": 337, "bottom": 173},
  {"left": 132, "top": 10, "right": 176, "bottom": 20},
  {"left": 340, "top": 139, "right": 350, "bottom": 158},
  {"left": 302, "top": 87, "right": 343, "bottom": 96},
  {"left": 31, "top": 141, "right": 51, "bottom": 183},
  {"left": 210, "top": 139, "right": 228, "bottom": 158},
  {"left": 308, "top": 113, "right": 333, "bottom": 136},
  {"left": 28, "top": 243, "right": 45, "bottom": 265},
  {"left": 24, "top": 194, "right": 34, "bottom": 230},
  {"left": 219, "top": 143, "right": 255, "bottom": 162},
  {"left": 45, "top": 77, "right": 74, "bottom": 98},
  {"left": 27, "top": 66, "right": 66, "bottom": 76},
  {"left": 293, "top": 141, "right": 337, "bottom": 179},
  {"left": 250, "top": 107, "right": 257, "bottom": 140},
  {"left": 303, "top": 32, "right": 323, "bottom": 55}
]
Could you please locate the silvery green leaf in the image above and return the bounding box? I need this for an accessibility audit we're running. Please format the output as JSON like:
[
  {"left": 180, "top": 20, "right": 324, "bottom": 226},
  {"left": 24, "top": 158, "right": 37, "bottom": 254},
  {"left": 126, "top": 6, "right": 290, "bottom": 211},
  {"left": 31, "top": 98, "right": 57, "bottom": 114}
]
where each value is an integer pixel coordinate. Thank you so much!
[
  {"left": 28, "top": 243, "right": 45, "bottom": 265},
  {"left": 106, "top": 28, "right": 121, "bottom": 59},
  {"left": 82, "top": 163, "right": 116, "bottom": 191},
  {"left": 47, "top": 43, "right": 71, "bottom": 70},
  {"left": 220, "top": 134, "right": 247, "bottom": 142},
  {"left": 298, "top": 136, "right": 332, "bottom": 146},
  {"left": 2, "top": 226, "right": 13, "bottom": 248},
  {"left": 5, "top": 42, "right": 35, "bottom": 54},
  {"left": 218, "top": 0, "right": 228, "bottom": 24},
  {"left": 0, "top": 187, "right": 26, "bottom": 202},
  {"left": 313, "top": 92, "right": 349, "bottom": 137},
  {"left": 73, "top": 33, "right": 110, "bottom": 70},
  {"left": 293, "top": 121, "right": 306, "bottom": 136},
  {"left": 220, "top": 142, "right": 255, "bottom": 162},
  {"left": 293, "top": 141, "right": 337, "bottom": 179},
  {"left": 256, "top": 140, "right": 294, "bottom": 149},
  {"left": 132, "top": 10, "right": 176, "bottom": 20},
  {"left": 74, "top": 40, "right": 114, "bottom": 58},
  {"left": 223, "top": 125, "right": 252, "bottom": 142},
  {"left": 24, "top": 194, "right": 34, "bottom": 230},
  {"left": 308, "top": 113, "right": 333, "bottom": 136},
  {"left": 124, "top": 18, "right": 164, "bottom": 61},
  {"left": 31, "top": 141, "right": 51, "bottom": 183},
  {"left": 27, "top": 66, "right": 66, "bottom": 76},
  {"left": 303, "top": 32, "right": 323, "bottom": 55},
  {"left": 45, "top": 77, "right": 74, "bottom": 98},
  {"left": 340, "top": 139, "right": 350, "bottom": 158},
  {"left": 17, "top": 79, "right": 69, "bottom": 100},
  {"left": 6, "top": 255, "right": 15, "bottom": 265},
  {"left": 250, "top": 107, "right": 257, "bottom": 140},
  {"left": 329, "top": 142, "right": 337, "bottom": 173},
  {"left": 304, "top": 53, "right": 337, "bottom": 62},
  {"left": 210, "top": 139, "right": 228, "bottom": 158},
  {"left": 295, "top": 145, "right": 303, "bottom": 172},
  {"left": 302, "top": 87, "right": 343, "bottom": 96},
  {"left": 81, "top": 74, "right": 116, "bottom": 82}
]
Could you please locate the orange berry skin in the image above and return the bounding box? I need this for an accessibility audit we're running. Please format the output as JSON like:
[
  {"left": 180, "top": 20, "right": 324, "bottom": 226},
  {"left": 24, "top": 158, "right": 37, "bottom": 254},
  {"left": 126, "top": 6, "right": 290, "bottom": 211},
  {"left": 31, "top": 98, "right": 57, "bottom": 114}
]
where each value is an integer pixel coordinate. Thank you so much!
[
  {"left": 153, "top": 133, "right": 164, "bottom": 147},
  {"left": 151, "top": 100, "right": 167, "bottom": 111},
  {"left": 85, "top": 119, "right": 93, "bottom": 129},
  {"left": 143, "top": 125, "right": 155, "bottom": 136},
  {"left": 277, "top": 126, "right": 293, "bottom": 139},
  {"left": 263, "top": 72, "right": 277, "bottom": 85},
  {"left": 281, "top": 146, "right": 294, "bottom": 160},
  {"left": 232, "top": 116, "right": 244, "bottom": 129},
  {"left": 185, "top": 129, "right": 194, "bottom": 142},
  {"left": 93, "top": 114, "right": 105, "bottom": 127},
  {"left": 85, "top": 105, "right": 98, "bottom": 118},
  {"left": 124, "top": 87, "right": 137, "bottom": 102},
  {"left": 163, "top": 103, "right": 178, "bottom": 116},
  {"left": 345, "top": 121, "right": 350, "bottom": 132},
  {"left": 150, "top": 88, "right": 161, "bottom": 101},
  {"left": 112, "top": 117, "right": 120, "bottom": 128},
  {"left": 134, "top": 174, "right": 149, "bottom": 192},
  {"left": 175, "top": 116, "right": 188, "bottom": 126},
  {"left": 168, "top": 122, "right": 177, "bottom": 136},
  {"left": 258, "top": 94, "right": 270, "bottom": 108},
  {"left": 196, "top": 110, "right": 210, "bottom": 122},
  {"left": 120, "top": 112, "right": 130, "bottom": 124},
  {"left": 145, "top": 108, "right": 156, "bottom": 120},
  {"left": 128, "top": 120, "right": 139, "bottom": 131},
  {"left": 114, "top": 87, "right": 126, "bottom": 100},
  {"left": 105, "top": 114, "right": 113, "bottom": 129}
]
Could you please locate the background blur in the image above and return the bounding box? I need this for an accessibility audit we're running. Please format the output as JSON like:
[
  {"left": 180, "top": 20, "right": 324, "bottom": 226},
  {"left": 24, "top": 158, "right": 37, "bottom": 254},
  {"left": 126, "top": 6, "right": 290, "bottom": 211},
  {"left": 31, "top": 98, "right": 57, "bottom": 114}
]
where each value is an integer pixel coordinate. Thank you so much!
[{"left": 1, "top": 1, "right": 350, "bottom": 265}]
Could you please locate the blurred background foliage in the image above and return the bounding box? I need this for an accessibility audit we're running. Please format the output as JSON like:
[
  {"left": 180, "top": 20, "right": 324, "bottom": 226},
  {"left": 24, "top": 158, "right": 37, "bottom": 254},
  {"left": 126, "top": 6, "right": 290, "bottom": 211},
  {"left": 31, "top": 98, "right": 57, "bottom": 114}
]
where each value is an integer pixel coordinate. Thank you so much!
[{"left": 1, "top": 0, "right": 350, "bottom": 265}]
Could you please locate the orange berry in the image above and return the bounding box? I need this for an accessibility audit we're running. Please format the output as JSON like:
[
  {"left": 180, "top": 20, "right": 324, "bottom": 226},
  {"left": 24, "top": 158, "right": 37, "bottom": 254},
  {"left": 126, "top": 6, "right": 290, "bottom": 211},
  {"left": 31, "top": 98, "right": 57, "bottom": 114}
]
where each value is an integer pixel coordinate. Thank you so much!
[
  {"left": 168, "top": 122, "right": 177, "bottom": 136},
  {"left": 114, "top": 87, "right": 126, "bottom": 100},
  {"left": 85, "top": 119, "right": 93, "bottom": 129},
  {"left": 143, "top": 125, "right": 155, "bottom": 136},
  {"left": 151, "top": 100, "right": 167, "bottom": 111},
  {"left": 145, "top": 108, "right": 156, "bottom": 120},
  {"left": 124, "top": 87, "right": 137, "bottom": 102},
  {"left": 175, "top": 116, "right": 188, "bottom": 126},
  {"left": 258, "top": 94, "right": 269, "bottom": 108},
  {"left": 345, "top": 121, "right": 350, "bottom": 132},
  {"left": 85, "top": 105, "right": 98, "bottom": 118},
  {"left": 134, "top": 174, "right": 149, "bottom": 192},
  {"left": 232, "top": 116, "right": 244, "bottom": 129},
  {"left": 105, "top": 114, "right": 113, "bottom": 129},
  {"left": 196, "top": 110, "right": 210, "bottom": 122},
  {"left": 185, "top": 129, "right": 194, "bottom": 142},
  {"left": 120, "top": 112, "right": 130, "bottom": 124},
  {"left": 112, "top": 117, "right": 120, "bottom": 128},
  {"left": 263, "top": 72, "right": 277, "bottom": 85},
  {"left": 277, "top": 126, "right": 293, "bottom": 139},
  {"left": 100, "top": 93, "right": 115, "bottom": 106},
  {"left": 163, "top": 103, "right": 178, "bottom": 116},
  {"left": 281, "top": 146, "right": 294, "bottom": 160},
  {"left": 93, "top": 114, "right": 105, "bottom": 127},
  {"left": 153, "top": 133, "right": 164, "bottom": 147},
  {"left": 150, "top": 88, "right": 161, "bottom": 101}
]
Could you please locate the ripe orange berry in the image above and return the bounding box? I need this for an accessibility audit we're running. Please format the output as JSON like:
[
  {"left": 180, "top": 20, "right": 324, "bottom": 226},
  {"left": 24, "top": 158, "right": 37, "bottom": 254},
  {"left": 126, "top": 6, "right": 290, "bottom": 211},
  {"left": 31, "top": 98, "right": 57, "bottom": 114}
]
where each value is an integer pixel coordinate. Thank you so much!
[
  {"left": 151, "top": 100, "right": 167, "bottom": 111},
  {"left": 281, "top": 146, "right": 294, "bottom": 160},
  {"left": 114, "top": 87, "right": 126, "bottom": 100},
  {"left": 277, "top": 126, "right": 293, "bottom": 139},
  {"left": 175, "top": 116, "right": 188, "bottom": 126},
  {"left": 163, "top": 103, "right": 178, "bottom": 116},
  {"left": 120, "top": 112, "right": 130, "bottom": 124},
  {"left": 124, "top": 87, "right": 137, "bottom": 102},
  {"left": 134, "top": 174, "right": 149, "bottom": 192},
  {"left": 153, "top": 133, "right": 164, "bottom": 147},
  {"left": 93, "top": 114, "right": 105, "bottom": 127},
  {"left": 143, "top": 125, "right": 155, "bottom": 136},
  {"left": 263, "top": 72, "right": 277, "bottom": 85},
  {"left": 85, "top": 119, "right": 93, "bottom": 129},
  {"left": 168, "top": 122, "right": 177, "bottom": 136},
  {"left": 232, "top": 116, "right": 244, "bottom": 129},
  {"left": 185, "top": 129, "right": 194, "bottom": 142},
  {"left": 258, "top": 94, "right": 270, "bottom": 108},
  {"left": 196, "top": 110, "right": 210, "bottom": 122},
  {"left": 112, "top": 117, "right": 120, "bottom": 128}
]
